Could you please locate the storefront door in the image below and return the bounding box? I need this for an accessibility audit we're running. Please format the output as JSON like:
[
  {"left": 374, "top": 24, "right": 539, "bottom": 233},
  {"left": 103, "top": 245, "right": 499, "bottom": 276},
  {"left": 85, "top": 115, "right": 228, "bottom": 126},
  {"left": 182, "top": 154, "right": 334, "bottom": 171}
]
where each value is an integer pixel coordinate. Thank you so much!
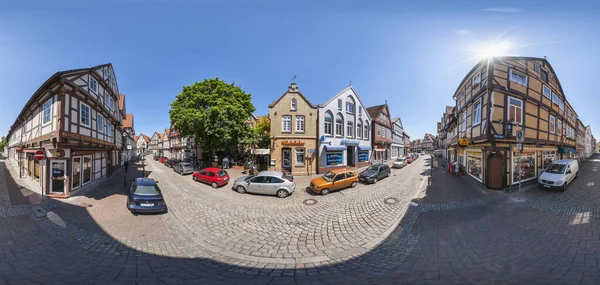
[
  {"left": 50, "top": 160, "right": 67, "bottom": 194},
  {"left": 347, "top": 146, "right": 355, "bottom": 166},
  {"left": 282, "top": 149, "right": 291, "bottom": 170}
]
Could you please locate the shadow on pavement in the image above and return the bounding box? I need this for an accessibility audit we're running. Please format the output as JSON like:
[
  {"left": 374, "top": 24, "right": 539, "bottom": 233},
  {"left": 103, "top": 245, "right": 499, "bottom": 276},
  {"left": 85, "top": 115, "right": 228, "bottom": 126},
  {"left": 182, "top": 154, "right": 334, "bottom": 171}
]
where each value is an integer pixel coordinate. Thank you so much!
[{"left": 1, "top": 161, "right": 42, "bottom": 205}]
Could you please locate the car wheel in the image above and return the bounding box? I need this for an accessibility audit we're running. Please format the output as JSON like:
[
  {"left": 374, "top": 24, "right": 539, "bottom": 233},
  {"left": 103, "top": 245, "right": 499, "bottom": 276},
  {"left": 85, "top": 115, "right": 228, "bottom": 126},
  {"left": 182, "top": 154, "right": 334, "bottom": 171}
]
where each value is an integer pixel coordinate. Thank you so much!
[
  {"left": 211, "top": 182, "right": 218, "bottom": 188},
  {"left": 321, "top": 188, "right": 330, "bottom": 195},
  {"left": 193, "top": 176, "right": 197, "bottom": 182},
  {"left": 351, "top": 181, "right": 357, "bottom": 188},
  {"left": 276, "top": 189, "right": 289, "bottom": 198},
  {"left": 562, "top": 182, "right": 567, "bottom": 192},
  {"left": 236, "top": 185, "right": 246, "bottom": 194},
  {"left": 387, "top": 172, "right": 390, "bottom": 177},
  {"left": 373, "top": 178, "right": 378, "bottom": 184}
]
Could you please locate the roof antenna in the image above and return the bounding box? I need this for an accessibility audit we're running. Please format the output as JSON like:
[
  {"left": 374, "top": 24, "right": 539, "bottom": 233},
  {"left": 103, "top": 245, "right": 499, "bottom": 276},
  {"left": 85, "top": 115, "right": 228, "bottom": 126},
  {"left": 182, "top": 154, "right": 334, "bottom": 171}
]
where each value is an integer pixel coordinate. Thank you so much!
[
  {"left": 385, "top": 100, "right": 387, "bottom": 104},
  {"left": 349, "top": 80, "right": 352, "bottom": 86},
  {"left": 291, "top": 75, "right": 297, "bottom": 83}
]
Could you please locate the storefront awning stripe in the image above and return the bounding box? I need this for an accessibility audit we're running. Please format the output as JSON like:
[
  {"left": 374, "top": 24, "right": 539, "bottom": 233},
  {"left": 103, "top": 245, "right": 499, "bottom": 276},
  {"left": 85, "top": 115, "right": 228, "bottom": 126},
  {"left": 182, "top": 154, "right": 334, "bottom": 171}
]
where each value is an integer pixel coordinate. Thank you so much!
[
  {"left": 357, "top": 146, "right": 371, "bottom": 151},
  {"left": 324, "top": 145, "right": 346, "bottom": 151},
  {"left": 558, "top": 147, "right": 578, "bottom": 154}
]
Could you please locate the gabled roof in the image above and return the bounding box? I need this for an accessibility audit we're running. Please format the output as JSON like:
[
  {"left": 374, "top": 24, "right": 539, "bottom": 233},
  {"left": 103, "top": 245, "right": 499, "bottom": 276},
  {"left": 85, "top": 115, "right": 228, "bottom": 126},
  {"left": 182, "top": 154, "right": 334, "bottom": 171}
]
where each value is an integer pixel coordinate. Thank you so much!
[
  {"left": 141, "top": 134, "right": 151, "bottom": 143},
  {"left": 159, "top": 133, "right": 164, "bottom": 140},
  {"left": 257, "top": 115, "right": 269, "bottom": 122},
  {"left": 123, "top": 114, "right": 133, "bottom": 129},
  {"left": 366, "top": 104, "right": 385, "bottom": 119},
  {"left": 268, "top": 83, "right": 317, "bottom": 109},
  {"left": 403, "top": 130, "right": 410, "bottom": 137},
  {"left": 165, "top": 128, "right": 171, "bottom": 137},
  {"left": 133, "top": 135, "right": 139, "bottom": 142},
  {"left": 319, "top": 86, "right": 373, "bottom": 121},
  {"left": 445, "top": 106, "right": 454, "bottom": 115},
  {"left": 119, "top": 94, "right": 125, "bottom": 111}
]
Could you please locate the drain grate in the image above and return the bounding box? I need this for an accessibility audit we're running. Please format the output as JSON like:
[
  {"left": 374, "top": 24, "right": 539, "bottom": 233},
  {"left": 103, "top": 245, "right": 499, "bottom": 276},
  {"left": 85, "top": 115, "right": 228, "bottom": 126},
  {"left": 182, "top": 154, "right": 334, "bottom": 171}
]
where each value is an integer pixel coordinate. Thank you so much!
[{"left": 303, "top": 199, "right": 318, "bottom": 206}]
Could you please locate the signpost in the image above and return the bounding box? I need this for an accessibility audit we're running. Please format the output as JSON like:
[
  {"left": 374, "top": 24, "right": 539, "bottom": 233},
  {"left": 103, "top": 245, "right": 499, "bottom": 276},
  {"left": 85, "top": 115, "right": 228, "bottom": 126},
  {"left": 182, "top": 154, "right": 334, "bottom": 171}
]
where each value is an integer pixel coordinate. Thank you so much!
[
  {"left": 516, "top": 129, "right": 524, "bottom": 200},
  {"left": 34, "top": 150, "right": 46, "bottom": 161}
]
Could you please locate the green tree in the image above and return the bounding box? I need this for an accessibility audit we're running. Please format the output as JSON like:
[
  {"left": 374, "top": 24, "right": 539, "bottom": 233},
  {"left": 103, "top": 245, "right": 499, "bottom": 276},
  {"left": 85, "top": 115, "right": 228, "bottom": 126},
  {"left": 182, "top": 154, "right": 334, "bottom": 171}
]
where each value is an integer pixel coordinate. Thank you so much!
[
  {"left": 169, "top": 78, "right": 256, "bottom": 157},
  {"left": 0, "top": 136, "right": 6, "bottom": 150},
  {"left": 254, "top": 117, "right": 271, "bottom": 149}
]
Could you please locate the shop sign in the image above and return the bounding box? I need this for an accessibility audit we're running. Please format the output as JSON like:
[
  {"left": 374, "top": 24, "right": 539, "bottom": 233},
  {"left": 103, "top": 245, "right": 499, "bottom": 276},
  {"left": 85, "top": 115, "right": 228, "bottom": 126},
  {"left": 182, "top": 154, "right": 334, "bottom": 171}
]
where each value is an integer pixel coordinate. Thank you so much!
[
  {"left": 282, "top": 140, "right": 305, "bottom": 146},
  {"left": 307, "top": 149, "right": 315, "bottom": 153},
  {"left": 494, "top": 134, "right": 505, "bottom": 139},
  {"left": 326, "top": 153, "right": 343, "bottom": 166},
  {"left": 61, "top": 131, "right": 114, "bottom": 146},
  {"left": 48, "top": 149, "right": 66, "bottom": 158},
  {"left": 251, "top": 149, "right": 270, "bottom": 155},
  {"left": 459, "top": 138, "right": 469, "bottom": 146},
  {"left": 340, "top": 139, "right": 360, "bottom": 146},
  {"left": 358, "top": 151, "right": 369, "bottom": 162}
]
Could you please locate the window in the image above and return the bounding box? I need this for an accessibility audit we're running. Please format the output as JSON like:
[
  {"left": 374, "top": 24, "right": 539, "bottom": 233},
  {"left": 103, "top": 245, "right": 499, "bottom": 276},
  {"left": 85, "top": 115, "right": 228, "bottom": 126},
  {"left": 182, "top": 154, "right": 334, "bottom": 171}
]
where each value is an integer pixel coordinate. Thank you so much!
[
  {"left": 346, "top": 102, "right": 355, "bottom": 114},
  {"left": 542, "top": 85, "right": 551, "bottom": 99},
  {"left": 364, "top": 123, "right": 369, "bottom": 140},
  {"left": 459, "top": 90, "right": 465, "bottom": 101},
  {"left": 335, "top": 115, "right": 343, "bottom": 136},
  {"left": 42, "top": 100, "right": 52, "bottom": 124},
  {"left": 534, "top": 64, "right": 541, "bottom": 74},
  {"left": 80, "top": 103, "right": 91, "bottom": 127},
  {"left": 23, "top": 120, "right": 27, "bottom": 133},
  {"left": 549, "top": 115, "right": 556, "bottom": 133},
  {"left": 295, "top": 116, "right": 304, "bottom": 132},
  {"left": 471, "top": 72, "right": 481, "bottom": 87},
  {"left": 347, "top": 121, "right": 353, "bottom": 137},
  {"left": 89, "top": 78, "right": 97, "bottom": 92},
  {"left": 461, "top": 112, "right": 466, "bottom": 131},
  {"left": 282, "top": 116, "right": 291, "bottom": 132},
  {"left": 557, "top": 120, "right": 563, "bottom": 136},
  {"left": 509, "top": 69, "right": 528, "bottom": 86},
  {"left": 346, "top": 172, "right": 355, "bottom": 178},
  {"left": 472, "top": 99, "right": 482, "bottom": 125},
  {"left": 508, "top": 97, "right": 523, "bottom": 125},
  {"left": 551, "top": 92, "right": 559, "bottom": 104},
  {"left": 324, "top": 113, "right": 333, "bottom": 135},
  {"left": 357, "top": 122, "right": 362, "bottom": 139},
  {"left": 334, "top": 174, "right": 345, "bottom": 182},
  {"left": 296, "top": 148, "right": 305, "bottom": 165},
  {"left": 377, "top": 125, "right": 381, "bottom": 136},
  {"left": 107, "top": 122, "right": 113, "bottom": 136},
  {"left": 541, "top": 70, "right": 548, "bottom": 83},
  {"left": 567, "top": 109, "right": 572, "bottom": 119},
  {"left": 98, "top": 114, "right": 104, "bottom": 133},
  {"left": 291, "top": 99, "right": 297, "bottom": 110},
  {"left": 338, "top": 99, "right": 342, "bottom": 110},
  {"left": 359, "top": 106, "right": 362, "bottom": 116},
  {"left": 105, "top": 94, "right": 113, "bottom": 111},
  {"left": 558, "top": 100, "right": 564, "bottom": 111}
]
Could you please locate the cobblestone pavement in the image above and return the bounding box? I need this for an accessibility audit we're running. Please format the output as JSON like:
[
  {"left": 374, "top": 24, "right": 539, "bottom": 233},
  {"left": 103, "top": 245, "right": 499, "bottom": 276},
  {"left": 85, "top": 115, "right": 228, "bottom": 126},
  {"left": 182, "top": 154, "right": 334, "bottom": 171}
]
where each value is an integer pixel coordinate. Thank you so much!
[{"left": 3, "top": 154, "right": 600, "bottom": 284}]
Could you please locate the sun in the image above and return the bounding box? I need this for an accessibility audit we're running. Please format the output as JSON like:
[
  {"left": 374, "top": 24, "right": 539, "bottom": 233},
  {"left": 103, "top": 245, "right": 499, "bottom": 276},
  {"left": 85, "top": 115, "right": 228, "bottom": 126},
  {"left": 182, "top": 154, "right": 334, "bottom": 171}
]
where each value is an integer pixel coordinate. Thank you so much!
[{"left": 477, "top": 41, "right": 512, "bottom": 58}]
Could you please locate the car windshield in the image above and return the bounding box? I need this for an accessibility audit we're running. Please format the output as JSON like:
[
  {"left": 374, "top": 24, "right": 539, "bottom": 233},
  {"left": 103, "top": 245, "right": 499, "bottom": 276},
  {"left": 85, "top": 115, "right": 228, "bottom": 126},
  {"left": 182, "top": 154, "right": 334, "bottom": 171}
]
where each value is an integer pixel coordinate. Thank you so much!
[
  {"left": 396, "top": 158, "right": 404, "bottom": 162},
  {"left": 366, "top": 166, "right": 379, "bottom": 171},
  {"left": 282, "top": 173, "right": 294, "bottom": 182},
  {"left": 133, "top": 184, "right": 160, "bottom": 196},
  {"left": 546, "top": 163, "right": 566, "bottom": 174},
  {"left": 218, "top": 170, "right": 228, "bottom": 177},
  {"left": 181, "top": 163, "right": 192, "bottom": 167},
  {"left": 244, "top": 175, "right": 256, "bottom": 181},
  {"left": 322, "top": 171, "right": 335, "bottom": 182}
]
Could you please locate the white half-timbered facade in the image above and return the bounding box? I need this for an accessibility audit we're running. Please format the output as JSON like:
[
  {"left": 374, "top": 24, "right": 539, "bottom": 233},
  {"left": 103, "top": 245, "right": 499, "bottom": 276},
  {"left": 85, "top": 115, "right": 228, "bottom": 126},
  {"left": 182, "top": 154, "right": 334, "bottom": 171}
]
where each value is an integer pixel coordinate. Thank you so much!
[
  {"left": 149, "top": 132, "right": 160, "bottom": 155},
  {"left": 5, "top": 63, "right": 123, "bottom": 198}
]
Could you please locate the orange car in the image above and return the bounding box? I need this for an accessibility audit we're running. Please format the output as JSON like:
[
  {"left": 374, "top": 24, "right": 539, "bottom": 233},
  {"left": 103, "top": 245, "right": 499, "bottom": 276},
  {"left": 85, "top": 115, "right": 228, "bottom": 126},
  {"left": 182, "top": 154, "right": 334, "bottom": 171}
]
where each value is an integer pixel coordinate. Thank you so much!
[{"left": 310, "top": 169, "right": 359, "bottom": 195}]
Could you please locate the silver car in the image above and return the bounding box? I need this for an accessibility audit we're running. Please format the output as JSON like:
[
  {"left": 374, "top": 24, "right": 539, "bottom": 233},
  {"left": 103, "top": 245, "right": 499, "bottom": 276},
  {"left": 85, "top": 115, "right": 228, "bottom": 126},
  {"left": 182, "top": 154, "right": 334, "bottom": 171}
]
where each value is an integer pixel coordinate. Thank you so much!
[
  {"left": 392, "top": 157, "right": 407, "bottom": 168},
  {"left": 232, "top": 171, "right": 296, "bottom": 198},
  {"left": 173, "top": 162, "right": 194, "bottom": 175}
]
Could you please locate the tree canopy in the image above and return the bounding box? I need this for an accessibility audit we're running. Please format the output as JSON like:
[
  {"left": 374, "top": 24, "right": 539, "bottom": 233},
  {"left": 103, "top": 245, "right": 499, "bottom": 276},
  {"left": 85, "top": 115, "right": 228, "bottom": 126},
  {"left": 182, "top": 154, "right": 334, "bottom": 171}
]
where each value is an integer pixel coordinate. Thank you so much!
[
  {"left": 169, "top": 78, "right": 256, "bottom": 154},
  {"left": 254, "top": 117, "right": 271, "bottom": 149},
  {"left": 0, "top": 136, "right": 6, "bottom": 150}
]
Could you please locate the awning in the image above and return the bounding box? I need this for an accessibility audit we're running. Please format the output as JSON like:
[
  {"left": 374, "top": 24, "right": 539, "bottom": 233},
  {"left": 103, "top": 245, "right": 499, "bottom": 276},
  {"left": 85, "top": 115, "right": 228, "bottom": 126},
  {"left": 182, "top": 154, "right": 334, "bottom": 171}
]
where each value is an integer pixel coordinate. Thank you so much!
[
  {"left": 558, "top": 147, "right": 578, "bottom": 154},
  {"left": 251, "top": 149, "right": 270, "bottom": 155},
  {"left": 357, "top": 145, "right": 371, "bottom": 151},
  {"left": 324, "top": 145, "right": 346, "bottom": 151}
]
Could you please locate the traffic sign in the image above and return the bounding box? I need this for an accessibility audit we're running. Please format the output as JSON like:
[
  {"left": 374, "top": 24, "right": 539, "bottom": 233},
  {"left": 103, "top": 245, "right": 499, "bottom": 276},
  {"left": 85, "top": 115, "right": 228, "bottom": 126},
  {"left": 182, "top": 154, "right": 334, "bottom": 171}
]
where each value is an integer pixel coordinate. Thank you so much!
[
  {"left": 34, "top": 150, "right": 46, "bottom": 161},
  {"left": 516, "top": 143, "right": 523, "bottom": 151},
  {"left": 516, "top": 130, "right": 524, "bottom": 142}
]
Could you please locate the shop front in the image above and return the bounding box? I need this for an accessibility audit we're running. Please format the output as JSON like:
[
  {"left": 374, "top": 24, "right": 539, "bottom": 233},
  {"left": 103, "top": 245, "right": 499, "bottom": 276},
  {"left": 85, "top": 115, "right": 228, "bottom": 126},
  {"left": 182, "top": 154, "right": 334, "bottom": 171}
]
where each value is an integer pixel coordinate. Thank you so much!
[
  {"left": 511, "top": 150, "right": 537, "bottom": 185},
  {"left": 317, "top": 140, "right": 370, "bottom": 174},
  {"left": 465, "top": 149, "right": 483, "bottom": 182},
  {"left": 272, "top": 140, "right": 317, "bottom": 176},
  {"left": 373, "top": 143, "right": 390, "bottom": 163}
]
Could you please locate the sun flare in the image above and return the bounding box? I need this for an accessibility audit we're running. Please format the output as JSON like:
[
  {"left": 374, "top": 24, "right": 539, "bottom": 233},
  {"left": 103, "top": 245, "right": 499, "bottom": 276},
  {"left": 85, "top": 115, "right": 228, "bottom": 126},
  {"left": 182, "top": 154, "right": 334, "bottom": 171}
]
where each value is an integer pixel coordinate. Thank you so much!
[{"left": 477, "top": 41, "right": 512, "bottom": 58}]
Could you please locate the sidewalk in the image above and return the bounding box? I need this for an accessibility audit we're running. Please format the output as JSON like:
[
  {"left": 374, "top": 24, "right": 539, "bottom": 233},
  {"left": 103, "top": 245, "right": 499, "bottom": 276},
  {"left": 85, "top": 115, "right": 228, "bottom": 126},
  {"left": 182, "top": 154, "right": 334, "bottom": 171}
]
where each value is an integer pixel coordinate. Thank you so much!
[
  {"left": 0, "top": 159, "right": 44, "bottom": 205},
  {"left": 421, "top": 157, "right": 490, "bottom": 204}
]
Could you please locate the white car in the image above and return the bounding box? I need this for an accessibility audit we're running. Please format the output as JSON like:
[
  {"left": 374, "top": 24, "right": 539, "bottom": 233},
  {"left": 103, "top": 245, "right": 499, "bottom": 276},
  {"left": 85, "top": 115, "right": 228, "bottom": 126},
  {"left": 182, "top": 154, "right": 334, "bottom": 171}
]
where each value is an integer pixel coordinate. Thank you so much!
[
  {"left": 538, "top": 159, "right": 579, "bottom": 191},
  {"left": 392, "top": 157, "right": 407, "bottom": 168}
]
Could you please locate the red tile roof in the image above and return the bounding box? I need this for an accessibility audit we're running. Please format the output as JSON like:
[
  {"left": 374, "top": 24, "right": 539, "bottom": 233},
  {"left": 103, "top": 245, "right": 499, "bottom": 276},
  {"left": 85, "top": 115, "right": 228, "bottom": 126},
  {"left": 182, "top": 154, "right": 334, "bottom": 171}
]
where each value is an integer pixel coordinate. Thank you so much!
[
  {"left": 141, "top": 134, "right": 151, "bottom": 143},
  {"left": 118, "top": 94, "right": 125, "bottom": 111},
  {"left": 123, "top": 114, "right": 133, "bottom": 128}
]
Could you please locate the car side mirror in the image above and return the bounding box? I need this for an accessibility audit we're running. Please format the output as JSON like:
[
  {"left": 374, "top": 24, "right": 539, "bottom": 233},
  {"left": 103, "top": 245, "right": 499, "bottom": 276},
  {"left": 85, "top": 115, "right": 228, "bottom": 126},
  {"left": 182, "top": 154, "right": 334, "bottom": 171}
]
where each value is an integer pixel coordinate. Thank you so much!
[{"left": 567, "top": 170, "right": 572, "bottom": 174}]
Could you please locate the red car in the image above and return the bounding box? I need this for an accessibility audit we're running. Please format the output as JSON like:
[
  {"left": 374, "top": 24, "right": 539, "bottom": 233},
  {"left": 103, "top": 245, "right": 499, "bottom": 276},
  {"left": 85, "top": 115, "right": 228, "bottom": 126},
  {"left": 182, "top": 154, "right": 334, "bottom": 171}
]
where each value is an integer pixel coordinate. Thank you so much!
[
  {"left": 406, "top": 156, "right": 415, "bottom": 164},
  {"left": 159, "top": 157, "right": 168, "bottom": 163},
  {"left": 193, "top": 167, "right": 230, "bottom": 188}
]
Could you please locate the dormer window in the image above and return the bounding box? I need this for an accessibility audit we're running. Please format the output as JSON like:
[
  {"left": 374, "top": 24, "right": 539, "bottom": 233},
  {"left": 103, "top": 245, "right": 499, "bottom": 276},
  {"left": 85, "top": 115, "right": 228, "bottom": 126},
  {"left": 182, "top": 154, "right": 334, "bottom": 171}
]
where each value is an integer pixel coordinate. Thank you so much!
[
  {"left": 291, "top": 99, "right": 297, "bottom": 110},
  {"left": 89, "top": 78, "right": 97, "bottom": 93}
]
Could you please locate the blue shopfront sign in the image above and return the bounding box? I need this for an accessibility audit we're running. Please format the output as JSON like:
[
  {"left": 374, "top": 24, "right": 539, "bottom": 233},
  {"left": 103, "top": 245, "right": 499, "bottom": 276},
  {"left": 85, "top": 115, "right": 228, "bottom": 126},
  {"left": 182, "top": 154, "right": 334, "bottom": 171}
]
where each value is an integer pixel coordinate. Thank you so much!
[
  {"left": 341, "top": 139, "right": 360, "bottom": 146},
  {"left": 358, "top": 151, "right": 369, "bottom": 162},
  {"left": 326, "top": 153, "right": 343, "bottom": 166}
]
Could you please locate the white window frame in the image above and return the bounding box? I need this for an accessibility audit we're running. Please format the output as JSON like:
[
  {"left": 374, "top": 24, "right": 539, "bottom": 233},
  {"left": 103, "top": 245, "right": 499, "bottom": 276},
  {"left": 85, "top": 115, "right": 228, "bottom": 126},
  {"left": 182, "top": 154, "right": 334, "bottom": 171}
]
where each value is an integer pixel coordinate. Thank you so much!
[
  {"left": 337, "top": 99, "right": 342, "bottom": 110},
  {"left": 295, "top": 115, "right": 304, "bottom": 132},
  {"left": 542, "top": 85, "right": 551, "bottom": 100},
  {"left": 508, "top": 96, "right": 523, "bottom": 125},
  {"left": 472, "top": 99, "right": 482, "bottom": 126},
  {"left": 97, "top": 114, "right": 104, "bottom": 134},
  {"left": 346, "top": 102, "right": 354, "bottom": 114},
  {"left": 509, "top": 69, "right": 528, "bottom": 86},
  {"left": 282, "top": 115, "right": 291, "bottom": 132},
  {"left": 364, "top": 123, "right": 369, "bottom": 140},
  {"left": 557, "top": 120, "right": 562, "bottom": 136},
  {"left": 324, "top": 113, "right": 333, "bottom": 136},
  {"left": 461, "top": 112, "right": 467, "bottom": 131},
  {"left": 80, "top": 102, "right": 91, "bottom": 127},
  {"left": 472, "top": 72, "right": 481, "bottom": 87},
  {"left": 549, "top": 115, "right": 556, "bottom": 134},
  {"left": 335, "top": 115, "right": 343, "bottom": 136},
  {"left": 347, "top": 121, "right": 354, "bottom": 137},
  {"left": 295, "top": 148, "right": 305, "bottom": 166},
  {"left": 89, "top": 77, "right": 97, "bottom": 93},
  {"left": 357, "top": 122, "right": 362, "bottom": 139},
  {"left": 290, "top": 99, "right": 297, "bottom": 110},
  {"left": 377, "top": 125, "right": 381, "bottom": 136},
  {"left": 42, "top": 99, "right": 52, "bottom": 125}
]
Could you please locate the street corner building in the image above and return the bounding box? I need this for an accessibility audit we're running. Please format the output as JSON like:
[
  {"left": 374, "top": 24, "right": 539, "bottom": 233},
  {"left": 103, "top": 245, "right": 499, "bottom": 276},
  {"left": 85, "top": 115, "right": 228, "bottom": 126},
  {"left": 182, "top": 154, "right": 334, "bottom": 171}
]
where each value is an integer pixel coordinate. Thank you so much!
[
  {"left": 317, "top": 86, "right": 373, "bottom": 174},
  {"left": 443, "top": 56, "right": 582, "bottom": 189},
  {"left": 268, "top": 82, "right": 318, "bottom": 176},
  {"left": 5, "top": 64, "right": 124, "bottom": 198}
]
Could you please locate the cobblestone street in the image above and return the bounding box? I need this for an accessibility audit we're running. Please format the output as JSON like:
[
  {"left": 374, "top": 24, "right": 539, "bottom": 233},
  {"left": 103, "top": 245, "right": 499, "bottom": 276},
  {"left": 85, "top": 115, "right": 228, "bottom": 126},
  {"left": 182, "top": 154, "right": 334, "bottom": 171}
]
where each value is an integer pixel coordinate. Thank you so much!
[{"left": 2, "top": 154, "right": 600, "bottom": 284}]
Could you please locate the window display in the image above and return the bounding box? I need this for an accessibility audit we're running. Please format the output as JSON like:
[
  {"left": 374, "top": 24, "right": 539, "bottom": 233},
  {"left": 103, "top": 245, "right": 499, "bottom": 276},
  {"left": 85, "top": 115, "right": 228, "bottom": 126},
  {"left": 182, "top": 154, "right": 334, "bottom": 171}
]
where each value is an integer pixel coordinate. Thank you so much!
[
  {"left": 542, "top": 151, "right": 556, "bottom": 170},
  {"left": 512, "top": 151, "right": 536, "bottom": 184},
  {"left": 467, "top": 151, "right": 482, "bottom": 181}
]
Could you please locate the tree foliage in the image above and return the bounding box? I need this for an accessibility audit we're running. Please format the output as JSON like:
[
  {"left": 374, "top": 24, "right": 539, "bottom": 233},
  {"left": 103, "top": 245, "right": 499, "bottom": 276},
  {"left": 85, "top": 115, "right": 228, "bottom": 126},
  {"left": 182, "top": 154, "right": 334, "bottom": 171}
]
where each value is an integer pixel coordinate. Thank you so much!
[
  {"left": 0, "top": 136, "right": 6, "bottom": 150},
  {"left": 169, "top": 78, "right": 256, "bottom": 154},
  {"left": 254, "top": 117, "right": 271, "bottom": 148}
]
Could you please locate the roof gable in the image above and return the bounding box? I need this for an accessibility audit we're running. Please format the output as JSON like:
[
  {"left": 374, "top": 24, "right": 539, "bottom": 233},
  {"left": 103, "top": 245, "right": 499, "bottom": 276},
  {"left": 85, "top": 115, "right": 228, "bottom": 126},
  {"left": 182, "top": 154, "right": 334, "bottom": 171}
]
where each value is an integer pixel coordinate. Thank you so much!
[
  {"left": 141, "top": 134, "right": 151, "bottom": 143},
  {"left": 268, "top": 83, "right": 317, "bottom": 109},
  {"left": 320, "top": 86, "right": 373, "bottom": 121}
]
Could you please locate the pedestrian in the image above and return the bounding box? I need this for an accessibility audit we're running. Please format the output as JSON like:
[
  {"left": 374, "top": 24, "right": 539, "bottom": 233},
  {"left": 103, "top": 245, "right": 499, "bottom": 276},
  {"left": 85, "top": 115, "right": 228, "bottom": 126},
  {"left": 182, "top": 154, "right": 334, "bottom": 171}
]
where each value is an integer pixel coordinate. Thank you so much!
[
  {"left": 124, "top": 160, "right": 129, "bottom": 173},
  {"left": 454, "top": 161, "right": 460, "bottom": 176},
  {"left": 222, "top": 156, "right": 229, "bottom": 169}
]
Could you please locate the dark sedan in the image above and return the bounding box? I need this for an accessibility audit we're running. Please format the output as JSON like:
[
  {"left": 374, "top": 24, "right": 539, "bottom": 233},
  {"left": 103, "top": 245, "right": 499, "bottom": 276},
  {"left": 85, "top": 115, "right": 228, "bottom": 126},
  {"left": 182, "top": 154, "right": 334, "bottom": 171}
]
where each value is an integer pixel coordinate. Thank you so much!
[
  {"left": 127, "top": 178, "right": 167, "bottom": 215},
  {"left": 358, "top": 164, "right": 391, "bottom": 184}
]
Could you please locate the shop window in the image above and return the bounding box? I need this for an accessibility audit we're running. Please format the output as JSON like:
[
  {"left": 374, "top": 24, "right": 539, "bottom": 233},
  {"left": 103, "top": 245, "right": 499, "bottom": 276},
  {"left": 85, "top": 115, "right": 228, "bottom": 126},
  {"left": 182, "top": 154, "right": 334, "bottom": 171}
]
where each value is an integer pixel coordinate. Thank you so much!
[
  {"left": 512, "top": 151, "right": 537, "bottom": 184},
  {"left": 466, "top": 151, "right": 482, "bottom": 182},
  {"left": 542, "top": 151, "right": 556, "bottom": 170},
  {"left": 73, "top": 157, "right": 81, "bottom": 189},
  {"left": 83, "top": 156, "right": 92, "bottom": 184},
  {"left": 296, "top": 148, "right": 305, "bottom": 166}
]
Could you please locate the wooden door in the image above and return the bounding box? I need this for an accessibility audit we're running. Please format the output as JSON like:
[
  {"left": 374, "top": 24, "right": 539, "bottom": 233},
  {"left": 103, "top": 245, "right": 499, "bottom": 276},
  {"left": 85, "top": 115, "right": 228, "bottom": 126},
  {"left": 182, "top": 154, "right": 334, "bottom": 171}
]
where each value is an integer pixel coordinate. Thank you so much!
[{"left": 487, "top": 153, "right": 504, "bottom": 189}]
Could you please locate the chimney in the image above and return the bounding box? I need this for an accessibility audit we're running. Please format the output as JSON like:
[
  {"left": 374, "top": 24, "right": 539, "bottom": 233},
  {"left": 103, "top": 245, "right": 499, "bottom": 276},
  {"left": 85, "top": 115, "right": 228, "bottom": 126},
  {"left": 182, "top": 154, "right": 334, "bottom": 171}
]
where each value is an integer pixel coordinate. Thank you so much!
[{"left": 289, "top": 82, "right": 298, "bottom": 92}]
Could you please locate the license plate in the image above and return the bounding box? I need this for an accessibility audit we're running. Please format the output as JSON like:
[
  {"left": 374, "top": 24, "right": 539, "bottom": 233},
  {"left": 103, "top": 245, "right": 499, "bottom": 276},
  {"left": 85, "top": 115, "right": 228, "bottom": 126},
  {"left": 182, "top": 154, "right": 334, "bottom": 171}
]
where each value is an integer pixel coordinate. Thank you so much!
[
  {"left": 543, "top": 185, "right": 551, "bottom": 188},
  {"left": 141, "top": 203, "right": 153, "bottom": 207}
]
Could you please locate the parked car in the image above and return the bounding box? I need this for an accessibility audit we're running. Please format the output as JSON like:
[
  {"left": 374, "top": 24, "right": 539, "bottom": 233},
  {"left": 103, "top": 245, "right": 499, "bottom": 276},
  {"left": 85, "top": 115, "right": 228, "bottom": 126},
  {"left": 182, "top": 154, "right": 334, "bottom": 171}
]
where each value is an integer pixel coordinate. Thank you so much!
[
  {"left": 233, "top": 171, "right": 295, "bottom": 198},
  {"left": 193, "top": 167, "right": 230, "bottom": 188},
  {"left": 166, "top": 159, "right": 181, "bottom": 168},
  {"left": 310, "top": 169, "right": 358, "bottom": 195},
  {"left": 153, "top": 155, "right": 160, "bottom": 161},
  {"left": 126, "top": 178, "right": 167, "bottom": 215},
  {"left": 406, "top": 156, "right": 415, "bottom": 164},
  {"left": 538, "top": 159, "right": 579, "bottom": 191},
  {"left": 159, "top": 157, "right": 168, "bottom": 163},
  {"left": 392, "top": 157, "right": 407, "bottom": 168},
  {"left": 173, "top": 162, "right": 194, "bottom": 175},
  {"left": 359, "top": 164, "right": 391, "bottom": 184}
]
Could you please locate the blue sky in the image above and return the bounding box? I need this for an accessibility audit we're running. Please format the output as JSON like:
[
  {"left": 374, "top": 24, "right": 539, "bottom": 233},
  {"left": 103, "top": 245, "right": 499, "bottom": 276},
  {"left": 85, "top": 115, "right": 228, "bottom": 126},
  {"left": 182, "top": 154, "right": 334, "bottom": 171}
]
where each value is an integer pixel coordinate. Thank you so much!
[{"left": 1, "top": 0, "right": 599, "bottom": 140}]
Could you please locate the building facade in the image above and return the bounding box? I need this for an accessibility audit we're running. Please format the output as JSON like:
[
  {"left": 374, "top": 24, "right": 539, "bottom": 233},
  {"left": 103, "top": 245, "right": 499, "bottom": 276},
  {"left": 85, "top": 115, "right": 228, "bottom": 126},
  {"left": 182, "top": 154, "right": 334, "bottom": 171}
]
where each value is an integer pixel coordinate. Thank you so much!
[
  {"left": 149, "top": 132, "right": 160, "bottom": 155},
  {"left": 585, "top": 125, "right": 593, "bottom": 159},
  {"left": 367, "top": 104, "right": 393, "bottom": 162},
  {"left": 122, "top": 112, "right": 135, "bottom": 163},
  {"left": 162, "top": 128, "right": 171, "bottom": 158},
  {"left": 391, "top": 118, "right": 404, "bottom": 159},
  {"left": 403, "top": 130, "right": 411, "bottom": 153},
  {"left": 136, "top": 134, "right": 150, "bottom": 156},
  {"left": 268, "top": 83, "right": 318, "bottom": 175},
  {"left": 317, "top": 86, "right": 372, "bottom": 174},
  {"left": 5, "top": 64, "right": 122, "bottom": 198},
  {"left": 168, "top": 125, "right": 184, "bottom": 160},
  {"left": 444, "top": 56, "right": 580, "bottom": 189}
]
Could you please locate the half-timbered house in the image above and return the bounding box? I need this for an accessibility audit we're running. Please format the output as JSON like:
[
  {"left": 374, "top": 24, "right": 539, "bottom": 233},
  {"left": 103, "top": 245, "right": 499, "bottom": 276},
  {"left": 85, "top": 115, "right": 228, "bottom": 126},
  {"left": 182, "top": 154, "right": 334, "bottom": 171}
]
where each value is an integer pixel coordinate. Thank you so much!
[
  {"left": 149, "top": 132, "right": 160, "bottom": 155},
  {"left": 5, "top": 63, "right": 123, "bottom": 198}
]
